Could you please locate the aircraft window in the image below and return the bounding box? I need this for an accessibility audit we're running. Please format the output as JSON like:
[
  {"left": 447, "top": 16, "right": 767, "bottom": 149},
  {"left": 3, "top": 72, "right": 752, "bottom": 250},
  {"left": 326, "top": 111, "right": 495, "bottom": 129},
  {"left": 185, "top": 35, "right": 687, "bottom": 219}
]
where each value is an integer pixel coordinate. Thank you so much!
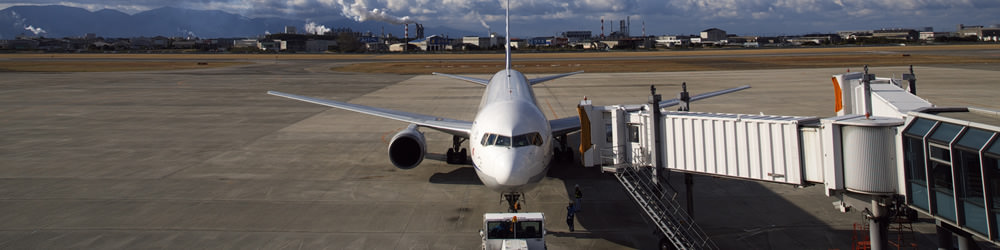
[
  {"left": 531, "top": 133, "right": 543, "bottom": 146},
  {"left": 487, "top": 134, "right": 497, "bottom": 145},
  {"left": 495, "top": 135, "right": 511, "bottom": 147},
  {"left": 481, "top": 134, "right": 490, "bottom": 146},
  {"left": 512, "top": 132, "right": 544, "bottom": 147}
]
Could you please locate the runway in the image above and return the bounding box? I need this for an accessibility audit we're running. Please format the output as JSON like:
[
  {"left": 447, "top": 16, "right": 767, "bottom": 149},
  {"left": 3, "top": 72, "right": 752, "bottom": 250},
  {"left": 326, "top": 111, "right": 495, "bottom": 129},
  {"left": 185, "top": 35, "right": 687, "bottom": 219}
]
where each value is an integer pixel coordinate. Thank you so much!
[{"left": 1, "top": 59, "right": 999, "bottom": 249}]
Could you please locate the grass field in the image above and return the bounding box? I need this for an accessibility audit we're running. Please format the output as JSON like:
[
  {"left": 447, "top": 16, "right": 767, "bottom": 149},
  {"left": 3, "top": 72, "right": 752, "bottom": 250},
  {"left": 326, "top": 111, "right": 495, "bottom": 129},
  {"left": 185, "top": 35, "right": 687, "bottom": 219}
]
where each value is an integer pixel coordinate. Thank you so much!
[
  {"left": 0, "top": 44, "right": 996, "bottom": 73},
  {"left": 0, "top": 61, "right": 250, "bottom": 72}
]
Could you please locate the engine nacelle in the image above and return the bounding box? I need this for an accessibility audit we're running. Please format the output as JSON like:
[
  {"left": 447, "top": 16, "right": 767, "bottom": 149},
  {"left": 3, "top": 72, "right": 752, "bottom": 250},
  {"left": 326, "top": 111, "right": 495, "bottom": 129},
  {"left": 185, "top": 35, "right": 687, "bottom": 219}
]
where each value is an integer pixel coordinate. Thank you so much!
[{"left": 387, "top": 124, "right": 426, "bottom": 169}]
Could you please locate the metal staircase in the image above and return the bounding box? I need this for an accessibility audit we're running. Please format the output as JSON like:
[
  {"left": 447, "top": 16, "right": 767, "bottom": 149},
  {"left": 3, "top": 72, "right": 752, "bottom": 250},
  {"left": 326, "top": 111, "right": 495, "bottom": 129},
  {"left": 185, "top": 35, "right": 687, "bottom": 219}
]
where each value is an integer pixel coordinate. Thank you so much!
[{"left": 603, "top": 147, "right": 716, "bottom": 249}]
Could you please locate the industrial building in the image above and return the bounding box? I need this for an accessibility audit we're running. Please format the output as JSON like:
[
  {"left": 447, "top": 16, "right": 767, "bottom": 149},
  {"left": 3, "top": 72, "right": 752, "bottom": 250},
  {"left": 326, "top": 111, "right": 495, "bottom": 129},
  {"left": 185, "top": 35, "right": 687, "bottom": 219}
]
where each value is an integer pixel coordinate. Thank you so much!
[
  {"left": 873, "top": 28, "right": 919, "bottom": 41},
  {"left": 958, "top": 24, "right": 1000, "bottom": 41},
  {"left": 699, "top": 28, "right": 727, "bottom": 42}
]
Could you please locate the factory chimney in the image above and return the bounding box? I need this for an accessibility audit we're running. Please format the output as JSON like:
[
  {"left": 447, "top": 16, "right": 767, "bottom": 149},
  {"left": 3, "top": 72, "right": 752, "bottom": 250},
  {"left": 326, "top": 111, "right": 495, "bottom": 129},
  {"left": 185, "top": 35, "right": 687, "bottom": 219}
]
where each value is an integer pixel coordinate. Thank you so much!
[
  {"left": 601, "top": 18, "right": 605, "bottom": 38},
  {"left": 619, "top": 20, "right": 626, "bottom": 37},
  {"left": 627, "top": 16, "right": 630, "bottom": 37}
]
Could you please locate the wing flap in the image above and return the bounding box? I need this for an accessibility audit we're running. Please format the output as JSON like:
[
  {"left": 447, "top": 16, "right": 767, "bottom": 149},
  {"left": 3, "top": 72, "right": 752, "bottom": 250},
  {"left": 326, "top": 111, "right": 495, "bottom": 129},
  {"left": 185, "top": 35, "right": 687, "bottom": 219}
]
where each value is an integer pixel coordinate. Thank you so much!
[{"left": 268, "top": 91, "right": 472, "bottom": 137}]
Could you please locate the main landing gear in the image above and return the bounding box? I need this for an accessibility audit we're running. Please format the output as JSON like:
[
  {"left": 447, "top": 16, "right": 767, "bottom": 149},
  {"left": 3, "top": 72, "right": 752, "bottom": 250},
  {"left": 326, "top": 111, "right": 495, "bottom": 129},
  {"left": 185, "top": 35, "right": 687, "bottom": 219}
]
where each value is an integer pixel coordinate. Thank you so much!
[
  {"left": 552, "top": 135, "right": 573, "bottom": 163},
  {"left": 446, "top": 135, "right": 468, "bottom": 164},
  {"left": 502, "top": 192, "right": 524, "bottom": 212}
]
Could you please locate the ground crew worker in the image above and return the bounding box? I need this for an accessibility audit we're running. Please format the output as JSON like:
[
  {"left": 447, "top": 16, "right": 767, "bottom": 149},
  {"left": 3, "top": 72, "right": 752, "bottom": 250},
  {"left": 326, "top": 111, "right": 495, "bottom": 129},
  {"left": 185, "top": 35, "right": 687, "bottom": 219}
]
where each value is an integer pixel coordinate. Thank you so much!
[
  {"left": 574, "top": 184, "right": 583, "bottom": 212},
  {"left": 566, "top": 202, "right": 576, "bottom": 232}
]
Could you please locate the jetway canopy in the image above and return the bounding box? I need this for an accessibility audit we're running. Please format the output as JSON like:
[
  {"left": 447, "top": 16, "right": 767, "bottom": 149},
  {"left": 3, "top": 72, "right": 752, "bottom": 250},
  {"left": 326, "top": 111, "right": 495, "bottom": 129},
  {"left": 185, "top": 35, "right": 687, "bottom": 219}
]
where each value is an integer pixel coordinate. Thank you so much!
[
  {"left": 661, "top": 112, "right": 819, "bottom": 185},
  {"left": 579, "top": 68, "right": 1000, "bottom": 246}
]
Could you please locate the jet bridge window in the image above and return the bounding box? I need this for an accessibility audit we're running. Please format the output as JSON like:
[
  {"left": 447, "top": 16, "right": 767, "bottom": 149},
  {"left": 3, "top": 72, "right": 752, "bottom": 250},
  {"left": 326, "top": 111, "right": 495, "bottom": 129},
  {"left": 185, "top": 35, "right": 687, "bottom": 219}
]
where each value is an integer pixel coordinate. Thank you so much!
[
  {"left": 955, "top": 128, "right": 994, "bottom": 235},
  {"left": 986, "top": 139, "right": 1000, "bottom": 239},
  {"left": 928, "top": 122, "right": 963, "bottom": 222},
  {"left": 904, "top": 118, "right": 935, "bottom": 211}
]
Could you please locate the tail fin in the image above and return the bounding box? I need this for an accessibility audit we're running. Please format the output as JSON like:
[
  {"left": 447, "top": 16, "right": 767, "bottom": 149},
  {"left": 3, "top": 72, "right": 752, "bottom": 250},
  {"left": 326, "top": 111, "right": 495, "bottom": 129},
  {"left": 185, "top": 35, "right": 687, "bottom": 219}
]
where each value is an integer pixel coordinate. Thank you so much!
[{"left": 504, "top": 0, "right": 511, "bottom": 74}]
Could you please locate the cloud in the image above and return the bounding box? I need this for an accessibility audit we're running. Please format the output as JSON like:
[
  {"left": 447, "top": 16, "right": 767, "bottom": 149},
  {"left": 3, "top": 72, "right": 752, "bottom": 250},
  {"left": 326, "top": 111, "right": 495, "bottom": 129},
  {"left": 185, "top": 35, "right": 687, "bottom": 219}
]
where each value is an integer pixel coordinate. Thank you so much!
[{"left": 1, "top": 0, "right": 997, "bottom": 36}]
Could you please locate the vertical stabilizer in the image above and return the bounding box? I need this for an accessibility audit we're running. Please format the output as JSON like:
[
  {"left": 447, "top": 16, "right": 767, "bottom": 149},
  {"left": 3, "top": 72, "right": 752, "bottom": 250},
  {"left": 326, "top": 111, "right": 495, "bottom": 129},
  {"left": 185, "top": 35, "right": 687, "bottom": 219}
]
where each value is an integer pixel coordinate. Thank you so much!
[{"left": 504, "top": 0, "right": 511, "bottom": 75}]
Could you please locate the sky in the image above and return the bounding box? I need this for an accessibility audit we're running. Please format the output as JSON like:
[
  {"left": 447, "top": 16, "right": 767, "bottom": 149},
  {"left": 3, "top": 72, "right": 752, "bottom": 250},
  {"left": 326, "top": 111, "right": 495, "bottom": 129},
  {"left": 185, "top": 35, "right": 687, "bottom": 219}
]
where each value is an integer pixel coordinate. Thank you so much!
[{"left": 2, "top": 0, "right": 999, "bottom": 37}]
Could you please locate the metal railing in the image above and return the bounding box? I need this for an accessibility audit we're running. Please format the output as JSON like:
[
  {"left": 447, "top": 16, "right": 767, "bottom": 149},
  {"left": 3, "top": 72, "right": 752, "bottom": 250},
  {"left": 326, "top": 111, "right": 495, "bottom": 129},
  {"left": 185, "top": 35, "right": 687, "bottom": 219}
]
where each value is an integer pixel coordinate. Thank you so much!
[{"left": 603, "top": 146, "right": 716, "bottom": 249}]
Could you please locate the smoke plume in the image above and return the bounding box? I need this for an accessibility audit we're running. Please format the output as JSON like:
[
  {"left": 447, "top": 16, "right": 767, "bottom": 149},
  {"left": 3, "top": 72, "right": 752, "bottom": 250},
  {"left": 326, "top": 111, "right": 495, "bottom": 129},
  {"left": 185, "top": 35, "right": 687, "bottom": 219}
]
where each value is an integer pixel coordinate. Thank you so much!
[
  {"left": 337, "top": 0, "right": 414, "bottom": 24},
  {"left": 305, "top": 21, "right": 331, "bottom": 35},
  {"left": 24, "top": 25, "right": 46, "bottom": 35},
  {"left": 475, "top": 12, "right": 489, "bottom": 30}
]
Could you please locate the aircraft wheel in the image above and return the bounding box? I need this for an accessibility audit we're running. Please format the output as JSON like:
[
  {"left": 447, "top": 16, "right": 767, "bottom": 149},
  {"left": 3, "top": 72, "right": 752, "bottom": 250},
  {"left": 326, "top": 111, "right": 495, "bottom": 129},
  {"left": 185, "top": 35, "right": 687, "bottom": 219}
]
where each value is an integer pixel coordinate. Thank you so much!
[
  {"left": 446, "top": 148, "right": 456, "bottom": 164},
  {"left": 458, "top": 148, "right": 468, "bottom": 164}
]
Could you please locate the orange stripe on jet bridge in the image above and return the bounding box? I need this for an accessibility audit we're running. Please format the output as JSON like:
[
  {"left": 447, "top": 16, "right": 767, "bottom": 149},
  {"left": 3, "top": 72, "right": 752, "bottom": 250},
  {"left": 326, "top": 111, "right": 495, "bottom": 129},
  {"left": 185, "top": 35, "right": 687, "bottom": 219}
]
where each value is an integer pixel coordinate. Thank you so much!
[{"left": 832, "top": 77, "right": 843, "bottom": 112}]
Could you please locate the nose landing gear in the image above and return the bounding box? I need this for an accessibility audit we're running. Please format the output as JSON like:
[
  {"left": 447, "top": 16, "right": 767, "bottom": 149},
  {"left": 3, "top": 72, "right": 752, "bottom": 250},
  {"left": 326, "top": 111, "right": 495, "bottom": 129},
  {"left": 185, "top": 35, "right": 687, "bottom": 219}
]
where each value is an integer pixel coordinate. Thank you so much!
[
  {"left": 446, "top": 136, "right": 468, "bottom": 164},
  {"left": 502, "top": 192, "right": 524, "bottom": 212},
  {"left": 552, "top": 135, "right": 573, "bottom": 163}
]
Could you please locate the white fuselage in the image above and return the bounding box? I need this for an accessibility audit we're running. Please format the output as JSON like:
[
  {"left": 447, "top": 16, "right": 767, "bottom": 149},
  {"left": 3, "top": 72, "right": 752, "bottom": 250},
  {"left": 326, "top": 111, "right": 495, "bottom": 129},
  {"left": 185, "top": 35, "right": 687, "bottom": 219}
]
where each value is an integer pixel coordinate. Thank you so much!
[{"left": 469, "top": 70, "right": 553, "bottom": 193}]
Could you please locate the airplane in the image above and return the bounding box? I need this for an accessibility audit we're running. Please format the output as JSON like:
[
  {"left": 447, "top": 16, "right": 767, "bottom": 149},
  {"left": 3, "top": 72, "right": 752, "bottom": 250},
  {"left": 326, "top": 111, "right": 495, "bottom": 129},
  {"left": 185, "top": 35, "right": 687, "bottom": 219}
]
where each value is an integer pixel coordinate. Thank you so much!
[{"left": 267, "top": 1, "right": 749, "bottom": 212}]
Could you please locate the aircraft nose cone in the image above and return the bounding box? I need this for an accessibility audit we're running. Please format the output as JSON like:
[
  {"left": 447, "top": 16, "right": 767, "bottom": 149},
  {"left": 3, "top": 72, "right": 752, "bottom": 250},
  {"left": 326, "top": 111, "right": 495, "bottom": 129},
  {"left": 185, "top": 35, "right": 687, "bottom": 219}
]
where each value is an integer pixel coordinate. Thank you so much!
[{"left": 491, "top": 154, "right": 515, "bottom": 185}]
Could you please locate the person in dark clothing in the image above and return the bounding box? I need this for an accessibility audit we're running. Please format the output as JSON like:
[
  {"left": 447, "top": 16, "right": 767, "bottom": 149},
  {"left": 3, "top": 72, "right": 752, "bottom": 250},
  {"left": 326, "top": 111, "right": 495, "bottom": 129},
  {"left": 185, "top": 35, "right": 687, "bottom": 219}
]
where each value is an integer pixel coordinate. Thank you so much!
[
  {"left": 574, "top": 184, "right": 583, "bottom": 212},
  {"left": 566, "top": 202, "right": 576, "bottom": 232}
]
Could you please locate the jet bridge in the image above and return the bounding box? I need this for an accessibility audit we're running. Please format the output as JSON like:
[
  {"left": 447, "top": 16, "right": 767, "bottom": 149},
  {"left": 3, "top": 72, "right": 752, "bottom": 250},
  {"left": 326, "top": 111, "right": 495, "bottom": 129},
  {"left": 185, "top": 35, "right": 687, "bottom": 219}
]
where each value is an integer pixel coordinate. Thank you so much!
[{"left": 580, "top": 66, "right": 1000, "bottom": 249}]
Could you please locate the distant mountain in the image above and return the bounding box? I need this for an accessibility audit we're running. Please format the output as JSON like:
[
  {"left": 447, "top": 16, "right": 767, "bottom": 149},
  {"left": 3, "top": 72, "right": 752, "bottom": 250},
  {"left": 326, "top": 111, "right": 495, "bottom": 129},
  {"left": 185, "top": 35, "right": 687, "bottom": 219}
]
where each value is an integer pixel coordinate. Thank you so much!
[{"left": 0, "top": 5, "right": 476, "bottom": 39}]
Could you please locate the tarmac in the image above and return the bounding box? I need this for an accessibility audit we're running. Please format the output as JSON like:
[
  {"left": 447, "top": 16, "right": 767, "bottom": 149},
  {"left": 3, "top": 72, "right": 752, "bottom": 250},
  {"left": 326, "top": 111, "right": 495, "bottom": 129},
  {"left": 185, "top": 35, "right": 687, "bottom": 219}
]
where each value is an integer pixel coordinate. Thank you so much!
[{"left": 1, "top": 58, "right": 999, "bottom": 249}]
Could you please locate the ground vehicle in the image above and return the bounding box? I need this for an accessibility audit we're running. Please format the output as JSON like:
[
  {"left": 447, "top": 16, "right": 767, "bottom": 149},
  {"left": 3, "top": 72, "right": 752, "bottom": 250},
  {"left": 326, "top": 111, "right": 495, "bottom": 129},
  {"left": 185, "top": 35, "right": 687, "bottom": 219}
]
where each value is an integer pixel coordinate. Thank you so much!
[{"left": 480, "top": 213, "right": 546, "bottom": 250}]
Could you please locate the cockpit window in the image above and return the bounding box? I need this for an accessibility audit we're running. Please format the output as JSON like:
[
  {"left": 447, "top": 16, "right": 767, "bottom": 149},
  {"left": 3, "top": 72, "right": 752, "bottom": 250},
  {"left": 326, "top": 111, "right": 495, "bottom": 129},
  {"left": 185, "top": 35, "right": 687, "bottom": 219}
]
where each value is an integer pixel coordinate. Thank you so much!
[
  {"left": 482, "top": 132, "right": 542, "bottom": 147},
  {"left": 512, "top": 132, "right": 544, "bottom": 147},
  {"left": 487, "top": 134, "right": 497, "bottom": 146},
  {"left": 494, "top": 135, "right": 511, "bottom": 147}
]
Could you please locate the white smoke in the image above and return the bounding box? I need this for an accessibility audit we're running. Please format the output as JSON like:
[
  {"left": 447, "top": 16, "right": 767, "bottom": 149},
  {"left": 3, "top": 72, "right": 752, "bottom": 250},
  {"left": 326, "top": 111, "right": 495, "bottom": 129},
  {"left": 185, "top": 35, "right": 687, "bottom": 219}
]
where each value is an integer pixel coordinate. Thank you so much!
[
  {"left": 337, "top": 0, "right": 414, "bottom": 25},
  {"left": 24, "top": 25, "right": 46, "bottom": 35},
  {"left": 304, "top": 21, "right": 331, "bottom": 35},
  {"left": 475, "top": 12, "right": 489, "bottom": 30}
]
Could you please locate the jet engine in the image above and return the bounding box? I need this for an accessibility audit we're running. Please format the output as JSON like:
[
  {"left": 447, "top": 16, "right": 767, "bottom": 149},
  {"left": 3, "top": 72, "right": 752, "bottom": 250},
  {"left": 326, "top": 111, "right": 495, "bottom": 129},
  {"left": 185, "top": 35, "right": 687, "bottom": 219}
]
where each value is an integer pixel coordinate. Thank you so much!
[{"left": 387, "top": 124, "right": 426, "bottom": 169}]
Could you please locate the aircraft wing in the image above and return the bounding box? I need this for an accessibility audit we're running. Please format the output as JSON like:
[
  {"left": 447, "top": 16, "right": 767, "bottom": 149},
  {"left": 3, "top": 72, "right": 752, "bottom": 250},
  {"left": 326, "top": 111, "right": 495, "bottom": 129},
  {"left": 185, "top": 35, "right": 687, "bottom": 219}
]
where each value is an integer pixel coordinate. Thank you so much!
[
  {"left": 549, "top": 116, "right": 581, "bottom": 137},
  {"left": 431, "top": 72, "right": 489, "bottom": 86},
  {"left": 529, "top": 71, "right": 584, "bottom": 85},
  {"left": 658, "top": 85, "right": 751, "bottom": 109},
  {"left": 268, "top": 91, "right": 472, "bottom": 137}
]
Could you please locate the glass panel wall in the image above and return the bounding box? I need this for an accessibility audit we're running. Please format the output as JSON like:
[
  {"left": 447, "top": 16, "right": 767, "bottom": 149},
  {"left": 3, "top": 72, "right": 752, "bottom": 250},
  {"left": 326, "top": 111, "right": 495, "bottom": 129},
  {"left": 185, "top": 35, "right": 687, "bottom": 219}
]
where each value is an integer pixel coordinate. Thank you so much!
[
  {"left": 928, "top": 122, "right": 961, "bottom": 222},
  {"left": 904, "top": 136, "right": 929, "bottom": 210},
  {"left": 932, "top": 160, "right": 957, "bottom": 221},
  {"left": 987, "top": 140, "right": 1000, "bottom": 240},
  {"left": 903, "top": 118, "right": 935, "bottom": 210},
  {"left": 956, "top": 129, "right": 993, "bottom": 235}
]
